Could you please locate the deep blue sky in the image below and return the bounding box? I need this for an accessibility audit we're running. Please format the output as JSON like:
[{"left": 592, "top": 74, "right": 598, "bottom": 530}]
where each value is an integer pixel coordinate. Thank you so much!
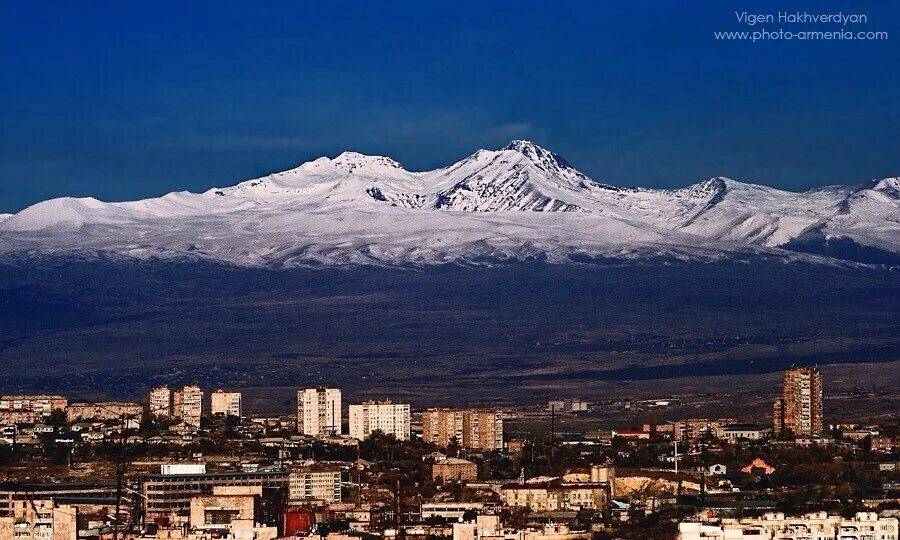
[{"left": 2, "top": 1, "right": 898, "bottom": 212}]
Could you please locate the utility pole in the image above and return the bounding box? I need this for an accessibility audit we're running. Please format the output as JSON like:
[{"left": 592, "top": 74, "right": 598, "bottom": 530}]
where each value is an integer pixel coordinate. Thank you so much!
[
  {"left": 699, "top": 468, "right": 706, "bottom": 507},
  {"left": 549, "top": 403, "right": 556, "bottom": 467},
  {"left": 673, "top": 440, "right": 679, "bottom": 475},
  {"left": 393, "top": 478, "right": 404, "bottom": 540},
  {"left": 356, "top": 443, "right": 361, "bottom": 506},
  {"left": 112, "top": 413, "right": 130, "bottom": 540}
]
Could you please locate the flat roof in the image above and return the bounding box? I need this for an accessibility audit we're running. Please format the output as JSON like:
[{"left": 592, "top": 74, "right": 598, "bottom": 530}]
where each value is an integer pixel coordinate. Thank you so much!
[
  {"left": 144, "top": 470, "right": 289, "bottom": 480},
  {"left": 0, "top": 482, "right": 116, "bottom": 490}
]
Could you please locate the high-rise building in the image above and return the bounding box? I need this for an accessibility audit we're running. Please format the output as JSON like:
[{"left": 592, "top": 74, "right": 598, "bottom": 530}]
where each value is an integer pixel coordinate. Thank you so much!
[
  {"left": 773, "top": 366, "right": 823, "bottom": 437},
  {"left": 422, "top": 408, "right": 465, "bottom": 446},
  {"left": 148, "top": 385, "right": 172, "bottom": 418},
  {"left": 296, "top": 388, "right": 342, "bottom": 435},
  {"left": 173, "top": 384, "right": 204, "bottom": 428},
  {"left": 348, "top": 400, "right": 410, "bottom": 441},
  {"left": 421, "top": 409, "right": 503, "bottom": 450},
  {"left": 210, "top": 389, "right": 242, "bottom": 417}
]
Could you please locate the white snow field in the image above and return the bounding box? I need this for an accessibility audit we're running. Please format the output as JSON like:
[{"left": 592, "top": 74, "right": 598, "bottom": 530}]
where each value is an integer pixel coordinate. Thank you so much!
[{"left": 1, "top": 141, "right": 897, "bottom": 267}]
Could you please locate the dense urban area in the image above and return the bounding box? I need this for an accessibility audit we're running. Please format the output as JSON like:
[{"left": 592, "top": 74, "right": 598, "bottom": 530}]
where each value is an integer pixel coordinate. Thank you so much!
[{"left": 0, "top": 366, "right": 897, "bottom": 540}]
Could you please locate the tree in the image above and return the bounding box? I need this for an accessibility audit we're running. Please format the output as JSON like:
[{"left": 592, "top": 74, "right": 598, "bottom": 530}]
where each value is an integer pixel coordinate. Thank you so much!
[{"left": 47, "top": 408, "right": 67, "bottom": 427}]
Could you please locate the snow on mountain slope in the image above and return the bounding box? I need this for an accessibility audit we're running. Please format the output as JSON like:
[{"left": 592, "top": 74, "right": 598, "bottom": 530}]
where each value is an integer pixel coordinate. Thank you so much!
[
  {"left": 0, "top": 141, "right": 897, "bottom": 267},
  {"left": 420, "top": 141, "right": 596, "bottom": 212}
]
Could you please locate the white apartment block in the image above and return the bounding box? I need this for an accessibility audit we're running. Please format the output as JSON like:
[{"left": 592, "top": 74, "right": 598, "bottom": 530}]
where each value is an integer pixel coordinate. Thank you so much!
[
  {"left": 297, "top": 387, "right": 342, "bottom": 435},
  {"left": 210, "top": 389, "right": 241, "bottom": 417},
  {"left": 148, "top": 385, "right": 172, "bottom": 418},
  {"left": 348, "top": 400, "right": 410, "bottom": 441},
  {"left": 288, "top": 469, "right": 342, "bottom": 502},
  {"left": 173, "top": 384, "right": 203, "bottom": 428},
  {"left": 678, "top": 512, "right": 897, "bottom": 540}
]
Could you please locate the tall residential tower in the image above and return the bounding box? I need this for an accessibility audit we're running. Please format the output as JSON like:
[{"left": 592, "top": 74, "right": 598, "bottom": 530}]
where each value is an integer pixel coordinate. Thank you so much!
[
  {"left": 348, "top": 400, "right": 410, "bottom": 441},
  {"left": 421, "top": 409, "right": 504, "bottom": 450},
  {"left": 297, "top": 388, "right": 342, "bottom": 435},
  {"left": 773, "top": 366, "right": 823, "bottom": 437}
]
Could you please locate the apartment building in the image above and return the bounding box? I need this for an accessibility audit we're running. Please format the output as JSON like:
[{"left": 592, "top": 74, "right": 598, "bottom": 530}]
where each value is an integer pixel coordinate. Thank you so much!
[
  {"left": 65, "top": 402, "right": 143, "bottom": 424},
  {"left": 678, "top": 511, "right": 897, "bottom": 540},
  {"left": 0, "top": 482, "right": 116, "bottom": 516},
  {"left": 287, "top": 468, "right": 343, "bottom": 503},
  {"left": 672, "top": 418, "right": 737, "bottom": 442},
  {"left": 210, "top": 389, "right": 242, "bottom": 417},
  {"left": 716, "top": 423, "right": 772, "bottom": 441},
  {"left": 547, "top": 399, "right": 589, "bottom": 413},
  {"left": 173, "top": 384, "right": 204, "bottom": 428},
  {"left": 0, "top": 410, "right": 39, "bottom": 424},
  {"left": 421, "top": 502, "right": 486, "bottom": 520},
  {"left": 421, "top": 408, "right": 503, "bottom": 450},
  {"left": 0, "top": 498, "right": 77, "bottom": 540},
  {"left": 140, "top": 466, "right": 288, "bottom": 523},
  {"left": 348, "top": 400, "right": 410, "bottom": 441},
  {"left": 774, "top": 366, "right": 823, "bottom": 437},
  {"left": 189, "top": 486, "right": 278, "bottom": 539},
  {"left": 500, "top": 480, "right": 610, "bottom": 512},
  {"left": 297, "top": 387, "right": 342, "bottom": 436},
  {"left": 148, "top": 385, "right": 172, "bottom": 418},
  {"left": 432, "top": 457, "right": 478, "bottom": 483},
  {"left": 0, "top": 395, "right": 67, "bottom": 417}
]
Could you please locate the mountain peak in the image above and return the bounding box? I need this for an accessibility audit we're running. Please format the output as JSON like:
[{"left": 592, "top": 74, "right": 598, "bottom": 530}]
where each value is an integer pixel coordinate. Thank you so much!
[
  {"left": 871, "top": 176, "right": 899, "bottom": 194},
  {"left": 500, "top": 140, "right": 576, "bottom": 172},
  {"left": 331, "top": 151, "right": 404, "bottom": 173},
  {"left": 503, "top": 139, "right": 546, "bottom": 152}
]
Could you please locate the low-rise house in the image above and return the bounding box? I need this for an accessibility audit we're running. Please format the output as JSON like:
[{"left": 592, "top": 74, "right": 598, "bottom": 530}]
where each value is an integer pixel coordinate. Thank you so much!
[
  {"left": 872, "top": 436, "right": 896, "bottom": 453},
  {"left": 612, "top": 428, "right": 650, "bottom": 440},
  {"left": 844, "top": 429, "right": 878, "bottom": 441},
  {"left": 259, "top": 437, "right": 294, "bottom": 448},
  {"left": 83, "top": 431, "right": 106, "bottom": 443},
  {"left": 54, "top": 428, "right": 78, "bottom": 444},
  {"left": 741, "top": 458, "right": 776, "bottom": 475},
  {"left": 69, "top": 422, "right": 93, "bottom": 433},
  {"left": 33, "top": 423, "right": 55, "bottom": 435},
  {"left": 421, "top": 502, "right": 485, "bottom": 520}
]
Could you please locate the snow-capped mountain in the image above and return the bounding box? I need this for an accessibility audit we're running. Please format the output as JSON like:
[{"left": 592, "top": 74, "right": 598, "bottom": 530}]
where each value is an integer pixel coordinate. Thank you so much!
[{"left": 1, "top": 141, "right": 897, "bottom": 267}]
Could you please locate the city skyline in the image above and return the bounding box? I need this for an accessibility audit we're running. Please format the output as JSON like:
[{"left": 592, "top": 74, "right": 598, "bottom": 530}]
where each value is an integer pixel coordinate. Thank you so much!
[{"left": 1, "top": 3, "right": 896, "bottom": 538}]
